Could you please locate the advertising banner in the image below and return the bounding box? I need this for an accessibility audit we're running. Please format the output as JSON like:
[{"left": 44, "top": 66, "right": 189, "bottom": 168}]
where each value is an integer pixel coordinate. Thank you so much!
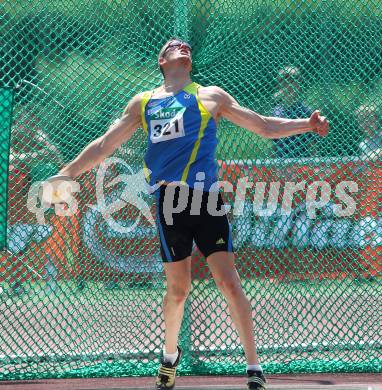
[
  {"left": 1, "top": 158, "right": 80, "bottom": 285},
  {"left": 192, "top": 158, "right": 382, "bottom": 280},
  {"left": 77, "top": 165, "right": 163, "bottom": 285}
]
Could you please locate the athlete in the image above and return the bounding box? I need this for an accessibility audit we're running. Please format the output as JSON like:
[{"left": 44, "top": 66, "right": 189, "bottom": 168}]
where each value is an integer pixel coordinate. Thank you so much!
[{"left": 56, "top": 38, "right": 329, "bottom": 390}]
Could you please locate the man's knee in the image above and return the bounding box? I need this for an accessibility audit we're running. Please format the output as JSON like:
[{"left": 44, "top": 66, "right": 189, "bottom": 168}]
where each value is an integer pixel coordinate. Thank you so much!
[
  {"left": 215, "top": 278, "right": 244, "bottom": 299},
  {"left": 165, "top": 283, "right": 191, "bottom": 303}
]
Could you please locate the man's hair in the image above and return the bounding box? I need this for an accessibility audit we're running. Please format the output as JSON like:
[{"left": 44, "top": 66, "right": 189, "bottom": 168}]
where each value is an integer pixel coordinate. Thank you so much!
[{"left": 158, "top": 37, "right": 190, "bottom": 78}]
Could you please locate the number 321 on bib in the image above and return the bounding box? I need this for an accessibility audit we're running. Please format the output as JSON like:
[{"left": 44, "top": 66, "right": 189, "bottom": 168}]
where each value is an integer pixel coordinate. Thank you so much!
[{"left": 149, "top": 112, "right": 185, "bottom": 143}]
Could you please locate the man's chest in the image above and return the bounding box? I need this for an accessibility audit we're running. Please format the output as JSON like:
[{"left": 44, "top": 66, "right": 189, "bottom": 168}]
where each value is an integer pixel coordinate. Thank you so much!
[
  {"left": 146, "top": 88, "right": 218, "bottom": 144},
  {"left": 197, "top": 89, "right": 219, "bottom": 121},
  {"left": 148, "top": 105, "right": 186, "bottom": 144}
]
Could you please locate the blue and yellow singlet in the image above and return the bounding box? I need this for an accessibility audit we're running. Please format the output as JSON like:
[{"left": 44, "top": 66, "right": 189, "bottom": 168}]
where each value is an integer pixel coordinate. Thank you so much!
[{"left": 141, "top": 82, "right": 218, "bottom": 192}]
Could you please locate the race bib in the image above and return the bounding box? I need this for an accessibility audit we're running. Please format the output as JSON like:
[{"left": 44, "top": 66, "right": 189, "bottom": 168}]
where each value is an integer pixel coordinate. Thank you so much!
[{"left": 149, "top": 107, "right": 186, "bottom": 143}]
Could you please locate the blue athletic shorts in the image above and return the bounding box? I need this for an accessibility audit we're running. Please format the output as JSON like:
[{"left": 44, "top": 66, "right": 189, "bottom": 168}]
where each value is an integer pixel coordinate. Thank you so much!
[{"left": 155, "top": 185, "right": 233, "bottom": 262}]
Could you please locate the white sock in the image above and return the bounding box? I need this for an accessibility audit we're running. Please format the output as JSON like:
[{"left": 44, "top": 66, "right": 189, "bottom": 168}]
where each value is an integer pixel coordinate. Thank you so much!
[
  {"left": 163, "top": 348, "right": 179, "bottom": 365},
  {"left": 247, "top": 364, "right": 263, "bottom": 372}
]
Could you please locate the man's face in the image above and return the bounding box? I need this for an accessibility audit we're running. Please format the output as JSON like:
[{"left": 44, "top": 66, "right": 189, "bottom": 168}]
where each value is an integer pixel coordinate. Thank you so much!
[{"left": 159, "top": 40, "right": 192, "bottom": 71}]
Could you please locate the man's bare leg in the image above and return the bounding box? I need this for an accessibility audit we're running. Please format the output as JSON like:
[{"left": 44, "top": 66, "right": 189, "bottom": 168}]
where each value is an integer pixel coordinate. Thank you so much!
[
  {"left": 162, "top": 257, "right": 192, "bottom": 354},
  {"left": 207, "top": 251, "right": 259, "bottom": 364}
]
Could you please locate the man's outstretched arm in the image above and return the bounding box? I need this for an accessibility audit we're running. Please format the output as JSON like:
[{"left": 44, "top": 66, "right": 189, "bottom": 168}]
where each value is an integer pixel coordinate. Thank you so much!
[
  {"left": 215, "top": 87, "right": 329, "bottom": 138},
  {"left": 59, "top": 94, "right": 142, "bottom": 178}
]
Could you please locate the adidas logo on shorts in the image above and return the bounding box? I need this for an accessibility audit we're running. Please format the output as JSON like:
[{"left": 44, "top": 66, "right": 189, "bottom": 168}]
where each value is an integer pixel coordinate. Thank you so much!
[{"left": 216, "top": 238, "right": 225, "bottom": 245}]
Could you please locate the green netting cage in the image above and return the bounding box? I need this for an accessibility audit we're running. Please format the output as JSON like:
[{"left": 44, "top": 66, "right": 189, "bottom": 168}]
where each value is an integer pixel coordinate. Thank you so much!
[{"left": 0, "top": 0, "right": 381, "bottom": 380}]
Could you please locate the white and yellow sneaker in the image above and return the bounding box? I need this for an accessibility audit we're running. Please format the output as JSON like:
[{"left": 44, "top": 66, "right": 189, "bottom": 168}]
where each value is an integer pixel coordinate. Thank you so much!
[
  {"left": 247, "top": 370, "right": 267, "bottom": 389},
  {"left": 155, "top": 346, "right": 182, "bottom": 390}
]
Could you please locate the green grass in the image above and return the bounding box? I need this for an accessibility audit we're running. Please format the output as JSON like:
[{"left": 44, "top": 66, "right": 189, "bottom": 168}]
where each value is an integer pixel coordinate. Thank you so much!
[{"left": 1, "top": 276, "right": 380, "bottom": 307}]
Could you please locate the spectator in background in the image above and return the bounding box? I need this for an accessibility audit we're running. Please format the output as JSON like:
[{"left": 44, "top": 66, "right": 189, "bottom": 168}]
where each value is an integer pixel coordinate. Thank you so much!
[
  {"left": 10, "top": 110, "right": 63, "bottom": 178},
  {"left": 271, "top": 66, "right": 318, "bottom": 159},
  {"left": 356, "top": 103, "right": 382, "bottom": 160},
  {"left": 6, "top": 109, "right": 64, "bottom": 295}
]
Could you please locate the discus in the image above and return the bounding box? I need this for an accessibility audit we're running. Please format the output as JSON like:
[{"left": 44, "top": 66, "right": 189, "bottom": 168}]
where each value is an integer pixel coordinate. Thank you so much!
[{"left": 39, "top": 174, "right": 76, "bottom": 205}]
